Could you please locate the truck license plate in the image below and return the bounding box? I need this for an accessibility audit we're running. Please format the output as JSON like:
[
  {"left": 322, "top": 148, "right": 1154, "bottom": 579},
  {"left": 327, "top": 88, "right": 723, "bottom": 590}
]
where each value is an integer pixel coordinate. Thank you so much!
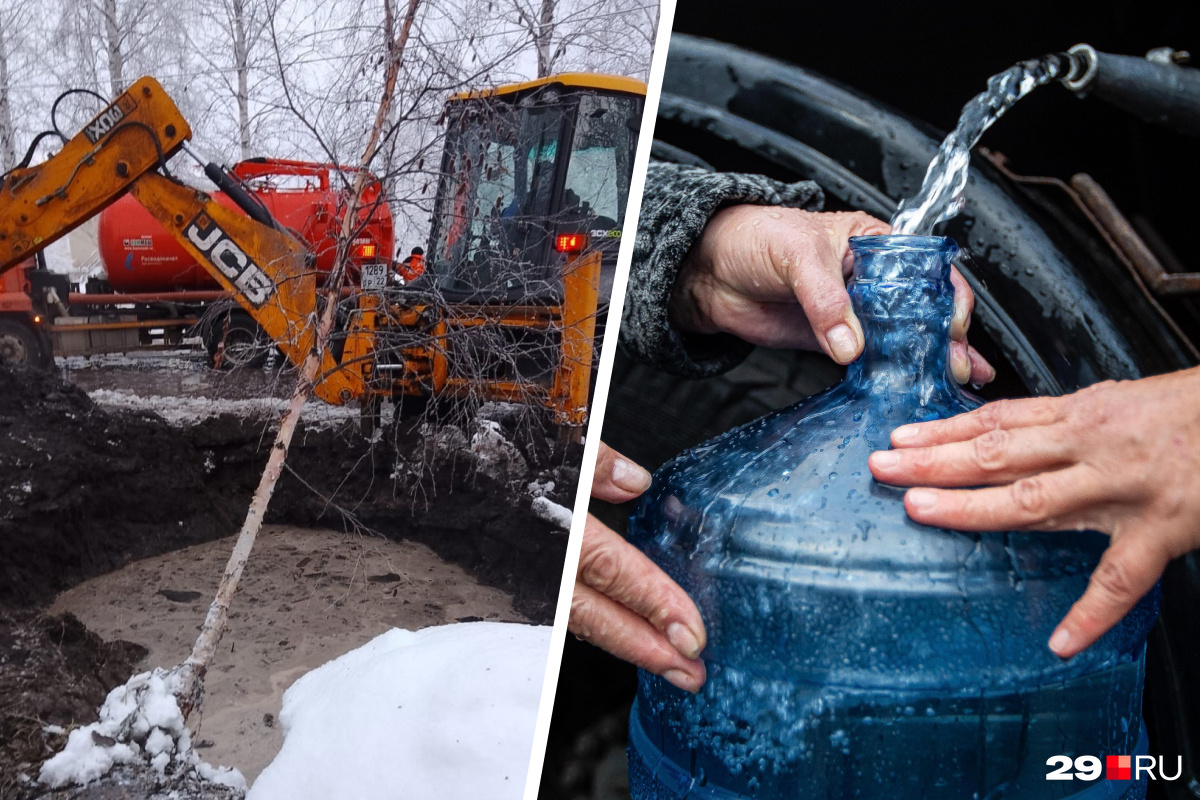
[{"left": 361, "top": 263, "right": 388, "bottom": 291}]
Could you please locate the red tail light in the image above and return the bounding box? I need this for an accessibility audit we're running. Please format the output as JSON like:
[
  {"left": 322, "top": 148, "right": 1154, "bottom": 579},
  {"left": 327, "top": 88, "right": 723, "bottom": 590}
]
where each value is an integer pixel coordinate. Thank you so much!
[
  {"left": 357, "top": 242, "right": 378, "bottom": 259},
  {"left": 555, "top": 233, "right": 587, "bottom": 254}
]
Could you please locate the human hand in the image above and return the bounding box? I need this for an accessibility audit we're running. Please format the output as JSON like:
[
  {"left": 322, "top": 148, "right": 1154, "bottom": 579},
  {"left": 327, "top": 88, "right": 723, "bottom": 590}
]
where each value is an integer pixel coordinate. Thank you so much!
[
  {"left": 669, "top": 206, "right": 994, "bottom": 385},
  {"left": 867, "top": 369, "right": 1200, "bottom": 659},
  {"left": 569, "top": 442, "right": 707, "bottom": 692}
]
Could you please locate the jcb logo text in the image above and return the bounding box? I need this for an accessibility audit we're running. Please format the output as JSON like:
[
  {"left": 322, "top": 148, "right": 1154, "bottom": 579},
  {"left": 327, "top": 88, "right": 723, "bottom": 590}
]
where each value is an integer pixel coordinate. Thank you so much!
[{"left": 184, "top": 213, "right": 274, "bottom": 307}]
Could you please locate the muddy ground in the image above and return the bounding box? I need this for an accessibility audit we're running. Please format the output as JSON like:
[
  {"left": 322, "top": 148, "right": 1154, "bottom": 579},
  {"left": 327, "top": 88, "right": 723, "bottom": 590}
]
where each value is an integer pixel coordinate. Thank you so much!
[
  {"left": 0, "top": 359, "right": 578, "bottom": 795},
  {"left": 52, "top": 526, "right": 528, "bottom": 782}
]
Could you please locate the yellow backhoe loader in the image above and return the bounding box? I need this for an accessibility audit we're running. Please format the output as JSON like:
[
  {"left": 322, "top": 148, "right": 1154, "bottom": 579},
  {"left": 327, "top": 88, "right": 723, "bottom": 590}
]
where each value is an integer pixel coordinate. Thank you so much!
[{"left": 0, "top": 73, "right": 645, "bottom": 436}]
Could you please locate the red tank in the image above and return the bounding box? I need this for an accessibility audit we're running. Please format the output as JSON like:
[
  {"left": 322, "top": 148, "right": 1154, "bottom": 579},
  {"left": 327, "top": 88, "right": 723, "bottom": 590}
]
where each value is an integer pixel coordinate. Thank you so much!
[{"left": 97, "top": 159, "right": 395, "bottom": 293}]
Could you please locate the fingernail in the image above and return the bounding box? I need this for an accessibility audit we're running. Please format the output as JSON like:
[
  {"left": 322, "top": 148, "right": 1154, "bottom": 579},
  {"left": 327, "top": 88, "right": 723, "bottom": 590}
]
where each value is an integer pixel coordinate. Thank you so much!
[
  {"left": 826, "top": 324, "right": 859, "bottom": 364},
  {"left": 870, "top": 450, "right": 900, "bottom": 469},
  {"left": 907, "top": 488, "right": 938, "bottom": 509},
  {"left": 612, "top": 458, "right": 652, "bottom": 493},
  {"left": 663, "top": 669, "right": 700, "bottom": 693},
  {"left": 892, "top": 425, "right": 918, "bottom": 445},
  {"left": 1048, "top": 627, "right": 1071, "bottom": 657},
  {"left": 951, "top": 293, "right": 969, "bottom": 340},
  {"left": 667, "top": 622, "right": 702, "bottom": 659},
  {"left": 951, "top": 344, "right": 971, "bottom": 385}
]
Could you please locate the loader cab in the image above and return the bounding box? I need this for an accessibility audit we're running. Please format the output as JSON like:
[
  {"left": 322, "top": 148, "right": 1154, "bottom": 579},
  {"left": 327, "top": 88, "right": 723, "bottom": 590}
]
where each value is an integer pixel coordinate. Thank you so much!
[{"left": 427, "top": 74, "right": 646, "bottom": 303}]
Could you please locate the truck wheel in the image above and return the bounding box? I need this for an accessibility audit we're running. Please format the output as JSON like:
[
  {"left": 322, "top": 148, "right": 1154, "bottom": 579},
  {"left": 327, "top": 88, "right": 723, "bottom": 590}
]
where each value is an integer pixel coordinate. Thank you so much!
[
  {"left": 0, "top": 319, "right": 47, "bottom": 369},
  {"left": 207, "top": 313, "right": 269, "bottom": 370}
]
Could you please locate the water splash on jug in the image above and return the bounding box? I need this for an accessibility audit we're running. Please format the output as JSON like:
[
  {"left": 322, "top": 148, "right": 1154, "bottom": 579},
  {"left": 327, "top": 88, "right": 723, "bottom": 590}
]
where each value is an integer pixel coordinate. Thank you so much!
[
  {"left": 626, "top": 236, "right": 1159, "bottom": 800},
  {"left": 891, "top": 54, "right": 1072, "bottom": 235}
]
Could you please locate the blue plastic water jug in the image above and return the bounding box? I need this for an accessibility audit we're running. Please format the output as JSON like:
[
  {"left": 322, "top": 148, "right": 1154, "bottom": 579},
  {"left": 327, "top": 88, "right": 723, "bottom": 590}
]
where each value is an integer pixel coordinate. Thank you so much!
[{"left": 626, "top": 235, "right": 1159, "bottom": 800}]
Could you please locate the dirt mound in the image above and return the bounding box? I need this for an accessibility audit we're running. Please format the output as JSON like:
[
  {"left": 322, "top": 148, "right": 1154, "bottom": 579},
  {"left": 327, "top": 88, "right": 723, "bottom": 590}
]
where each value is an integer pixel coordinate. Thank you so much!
[
  {"left": 0, "top": 367, "right": 575, "bottom": 621},
  {"left": 0, "top": 369, "right": 244, "bottom": 607},
  {"left": 0, "top": 611, "right": 146, "bottom": 797}
]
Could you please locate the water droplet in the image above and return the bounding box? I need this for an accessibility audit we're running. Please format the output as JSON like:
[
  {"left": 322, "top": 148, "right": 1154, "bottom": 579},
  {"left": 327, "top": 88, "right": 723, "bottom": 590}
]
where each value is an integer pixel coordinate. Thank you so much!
[
  {"left": 828, "top": 472, "right": 838, "bottom": 480},
  {"left": 767, "top": 488, "right": 779, "bottom": 498}
]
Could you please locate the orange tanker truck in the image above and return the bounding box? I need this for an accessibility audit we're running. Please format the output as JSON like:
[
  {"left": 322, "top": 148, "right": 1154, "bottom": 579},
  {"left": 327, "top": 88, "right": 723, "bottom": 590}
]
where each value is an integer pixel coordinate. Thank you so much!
[{"left": 0, "top": 158, "right": 395, "bottom": 369}]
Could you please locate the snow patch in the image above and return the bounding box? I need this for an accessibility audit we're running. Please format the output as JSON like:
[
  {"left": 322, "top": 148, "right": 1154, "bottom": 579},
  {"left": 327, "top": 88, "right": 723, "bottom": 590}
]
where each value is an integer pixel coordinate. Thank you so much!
[
  {"left": 393, "top": 418, "right": 532, "bottom": 486},
  {"left": 531, "top": 496, "right": 573, "bottom": 530},
  {"left": 476, "top": 401, "right": 531, "bottom": 426},
  {"left": 39, "top": 667, "right": 245, "bottom": 794},
  {"left": 87, "top": 389, "right": 357, "bottom": 429},
  {"left": 470, "top": 419, "right": 528, "bottom": 483},
  {"left": 248, "top": 622, "right": 549, "bottom": 800},
  {"left": 57, "top": 350, "right": 204, "bottom": 372}
]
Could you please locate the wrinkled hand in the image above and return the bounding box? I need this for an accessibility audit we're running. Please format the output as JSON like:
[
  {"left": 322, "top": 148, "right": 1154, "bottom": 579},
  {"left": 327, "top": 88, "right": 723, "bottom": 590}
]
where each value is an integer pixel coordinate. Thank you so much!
[
  {"left": 569, "top": 442, "right": 707, "bottom": 692},
  {"left": 670, "top": 206, "right": 994, "bottom": 385},
  {"left": 868, "top": 369, "right": 1200, "bottom": 659}
]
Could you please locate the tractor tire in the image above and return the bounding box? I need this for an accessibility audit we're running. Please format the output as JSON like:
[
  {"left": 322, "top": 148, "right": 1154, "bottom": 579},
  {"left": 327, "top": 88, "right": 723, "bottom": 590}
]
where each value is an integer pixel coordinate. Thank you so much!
[
  {"left": 0, "top": 318, "right": 49, "bottom": 370},
  {"left": 600, "top": 347, "right": 843, "bottom": 475},
  {"left": 593, "top": 348, "right": 844, "bottom": 536},
  {"left": 206, "top": 313, "right": 270, "bottom": 370}
]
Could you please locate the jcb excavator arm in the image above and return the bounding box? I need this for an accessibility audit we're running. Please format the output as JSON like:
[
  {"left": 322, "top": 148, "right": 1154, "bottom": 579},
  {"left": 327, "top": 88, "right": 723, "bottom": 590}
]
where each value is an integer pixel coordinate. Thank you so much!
[
  {"left": 0, "top": 78, "right": 189, "bottom": 275},
  {"left": 0, "top": 76, "right": 363, "bottom": 404},
  {"left": 128, "top": 172, "right": 363, "bottom": 404}
]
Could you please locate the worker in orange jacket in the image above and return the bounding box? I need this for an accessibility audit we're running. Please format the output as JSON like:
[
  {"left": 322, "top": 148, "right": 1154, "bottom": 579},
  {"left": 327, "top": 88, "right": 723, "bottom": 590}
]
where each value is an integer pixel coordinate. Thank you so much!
[{"left": 397, "top": 246, "right": 425, "bottom": 283}]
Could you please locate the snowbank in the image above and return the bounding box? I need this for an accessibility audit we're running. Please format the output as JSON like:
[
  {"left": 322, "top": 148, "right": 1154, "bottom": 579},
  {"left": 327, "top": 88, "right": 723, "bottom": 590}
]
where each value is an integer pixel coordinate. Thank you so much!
[{"left": 248, "top": 622, "right": 550, "bottom": 800}]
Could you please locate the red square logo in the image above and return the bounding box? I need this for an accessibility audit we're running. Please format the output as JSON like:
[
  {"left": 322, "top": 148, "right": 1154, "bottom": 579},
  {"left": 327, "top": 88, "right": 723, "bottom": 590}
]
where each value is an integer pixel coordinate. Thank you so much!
[{"left": 1107, "top": 755, "right": 1131, "bottom": 780}]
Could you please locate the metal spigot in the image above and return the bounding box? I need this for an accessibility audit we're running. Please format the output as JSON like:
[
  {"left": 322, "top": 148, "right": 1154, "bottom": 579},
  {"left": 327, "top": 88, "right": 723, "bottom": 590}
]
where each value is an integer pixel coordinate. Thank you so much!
[{"left": 1059, "top": 43, "right": 1200, "bottom": 137}]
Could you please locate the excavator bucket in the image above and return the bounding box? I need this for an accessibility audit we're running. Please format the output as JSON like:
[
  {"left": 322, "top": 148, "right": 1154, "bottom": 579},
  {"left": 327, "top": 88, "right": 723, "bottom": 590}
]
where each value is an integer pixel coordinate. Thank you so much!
[{"left": 129, "top": 173, "right": 364, "bottom": 405}]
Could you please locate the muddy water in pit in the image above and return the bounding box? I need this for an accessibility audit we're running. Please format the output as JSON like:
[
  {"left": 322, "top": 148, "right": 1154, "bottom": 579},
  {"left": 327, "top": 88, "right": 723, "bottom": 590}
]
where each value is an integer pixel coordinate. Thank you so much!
[{"left": 51, "top": 525, "right": 528, "bottom": 783}]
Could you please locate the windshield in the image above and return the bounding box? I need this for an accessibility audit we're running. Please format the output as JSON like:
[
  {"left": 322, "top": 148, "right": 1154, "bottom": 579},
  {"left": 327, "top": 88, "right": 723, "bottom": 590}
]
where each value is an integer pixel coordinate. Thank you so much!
[
  {"left": 562, "top": 93, "right": 641, "bottom": 236},
  {"left": 428, "top": 89, "right": 643, "bottom": 301},
  {"left": 432, "top": 101, "right": 567, "bottom": 298}
]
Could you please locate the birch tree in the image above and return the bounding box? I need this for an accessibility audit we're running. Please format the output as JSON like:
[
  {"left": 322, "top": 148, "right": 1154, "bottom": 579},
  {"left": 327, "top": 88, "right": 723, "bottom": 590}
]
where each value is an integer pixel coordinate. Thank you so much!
[
  {"left": 503, "top": 0, "right": 657, "bottom": 80},
  {"left": 512, "top": 0, "right": 559, "bottom": 78},
  {"left": 50, "top": 0, "right": 176, "bottom": 99},
  {"left": 0, "top": 13, "right": 19, "bottom": 170},
  {"left": 0, "top": 0, "right": 39, "bottom": 171},
  {"left": 191, "top": 0, "right": 271, "bottom": 160}
]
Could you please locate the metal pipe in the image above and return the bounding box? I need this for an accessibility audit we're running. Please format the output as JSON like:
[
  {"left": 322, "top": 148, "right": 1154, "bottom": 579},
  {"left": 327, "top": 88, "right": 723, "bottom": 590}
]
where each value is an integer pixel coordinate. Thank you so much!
[
  {"left": 1063, "top": 44, "right": 1200, "bottom": 137},
  {"left": 66, "top": 285, "right": 362, "bottom": 305},
  {"left": 68, "top": 291, "right": 229, "bottom": 304},
  {"left": 180, "top": 141, "right": 280, "bottom": 230},
  {"left": 1070, "top": 173, "right": 1200, "bottom": 295},
  {"left": 50, "top": 318, "right": 199, "bottom": 333}
]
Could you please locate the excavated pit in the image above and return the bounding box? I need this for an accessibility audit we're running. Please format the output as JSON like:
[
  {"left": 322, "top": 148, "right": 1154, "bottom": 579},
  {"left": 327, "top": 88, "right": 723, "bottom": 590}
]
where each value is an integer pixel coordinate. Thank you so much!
[{"left": 0, "top": 365, "right": 577, "bottom": 794}]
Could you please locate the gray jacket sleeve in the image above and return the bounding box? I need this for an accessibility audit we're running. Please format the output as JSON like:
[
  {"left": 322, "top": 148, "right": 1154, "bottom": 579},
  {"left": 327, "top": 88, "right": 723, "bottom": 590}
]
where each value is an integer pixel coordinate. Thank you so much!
[{"left": 618, "top": 161, "right": 823, "bottom": 378}]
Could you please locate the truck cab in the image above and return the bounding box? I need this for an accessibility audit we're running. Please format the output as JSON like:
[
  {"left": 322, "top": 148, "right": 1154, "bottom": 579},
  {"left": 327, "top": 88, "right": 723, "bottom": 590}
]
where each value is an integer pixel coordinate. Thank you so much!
[
  {"left": 427, "top": 74, "right": 645, "bottom": 305},
  {"left": 0, "top": 258, "right": 50, "bottom": 368},
  {"left": 342, "top": 74, "right": 646, "bottom": 434}
]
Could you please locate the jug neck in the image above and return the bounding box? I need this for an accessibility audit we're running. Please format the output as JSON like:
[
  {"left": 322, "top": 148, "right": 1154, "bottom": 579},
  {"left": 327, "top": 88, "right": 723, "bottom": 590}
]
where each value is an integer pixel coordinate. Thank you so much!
[{"left": 844, "top": 235, "right": 958, "bottom": 398}]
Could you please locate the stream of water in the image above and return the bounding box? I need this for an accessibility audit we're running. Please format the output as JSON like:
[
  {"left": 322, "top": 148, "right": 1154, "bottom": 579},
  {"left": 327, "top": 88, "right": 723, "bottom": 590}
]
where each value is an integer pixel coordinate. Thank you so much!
[{"left": 890, "top": 54, "right": 1072, "bottom": 235}]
